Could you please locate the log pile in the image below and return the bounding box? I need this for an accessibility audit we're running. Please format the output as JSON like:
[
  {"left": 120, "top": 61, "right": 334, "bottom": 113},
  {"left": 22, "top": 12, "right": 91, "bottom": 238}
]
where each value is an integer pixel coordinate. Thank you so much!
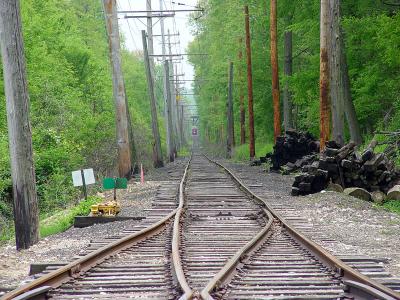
[
  {"left": 263, "top": 130, "right": 319, "bottom": 170},
  {"left": 292, "top": 140, "right": 400, "bottom": 196}
]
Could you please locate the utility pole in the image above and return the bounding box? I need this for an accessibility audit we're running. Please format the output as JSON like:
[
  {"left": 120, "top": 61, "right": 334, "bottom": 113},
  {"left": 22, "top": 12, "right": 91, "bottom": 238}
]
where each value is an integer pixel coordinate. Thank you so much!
[
  {"left": 164, "top": 60, "right": 175, "bottom": 162},
  {"left": 159, "top": 0, "right": 175, "bottom": 161},
  {"left": 142, "top": 30, "right": 164, "bottom": 168},
  {"left": 146, "top": 0, "right": 156, "bottom": 80},
  {"left": 320, "top": 0, "right": 331, "bottom": 151},
  {"left": 175, "top": 64, "right": 184, "bottom": 147},
  {"left": 227, "top": 62, "right": 235, "bottom": 158},
  {"left": 270, "top": 0, "right": 281, "bottom": 143},
  {"left": 245, "top": 5, "right": 255, "bottom": 160},
  {"left": 0, "top": 0, "right": 39, "bottom": 249},
  {"left": 168, "top": 29, "right": 179, "bottom": 154},
  {"left": 238, "top": 38, "right": 246, "bottom": 145},
  {"left": 180, "top": 105, "right": 185, "bottom": 146},
  {"left": 103, "top": 0, "right": 132, "bottom": 178}
]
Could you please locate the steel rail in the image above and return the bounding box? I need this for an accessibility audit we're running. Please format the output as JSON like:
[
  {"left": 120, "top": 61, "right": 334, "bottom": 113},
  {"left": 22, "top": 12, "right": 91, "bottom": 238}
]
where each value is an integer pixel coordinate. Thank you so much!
[
  {"left": 1, "top": 160, "right": 192, "bottom": 300},
  {"left": 200, "top": 208, "right": 274, "bottom": 300},
  {"left": 172, "top": 155, "right": 194, "bottom": 299},
  {"left": 205, "top": 155, "right": 400, "bottom": 300}
]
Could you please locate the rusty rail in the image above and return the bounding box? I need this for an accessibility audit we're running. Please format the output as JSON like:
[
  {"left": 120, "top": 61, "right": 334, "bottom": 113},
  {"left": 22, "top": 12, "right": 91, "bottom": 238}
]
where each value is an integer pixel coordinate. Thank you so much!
[
  {"left": 1, "top": 159, "right": 192, "bottom": 300},
  {"left": 172, "top": 156, "right": 194, "bottom": 299},
  {"left": 200, "top": 208, "right": 274, "bottom": 300},
  {"left": 205, "top": 155, "right": 400, "bottom": 300}
]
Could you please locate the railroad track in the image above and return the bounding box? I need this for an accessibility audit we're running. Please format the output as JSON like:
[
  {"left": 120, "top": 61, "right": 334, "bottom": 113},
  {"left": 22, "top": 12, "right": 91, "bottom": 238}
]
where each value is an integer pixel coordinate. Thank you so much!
[
  {"left": 2, "top": 153, "right": 400, "bottom": 300},
  {"left": 1, "top": 159, "right": 192, "bottom": 300}
]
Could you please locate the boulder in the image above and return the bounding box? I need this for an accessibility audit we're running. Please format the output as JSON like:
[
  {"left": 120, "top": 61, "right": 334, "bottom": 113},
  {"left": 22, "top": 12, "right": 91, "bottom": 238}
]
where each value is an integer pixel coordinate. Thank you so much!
[
  {"left": 344, "top": 187, "right": 372, "bottom": 201},
  {"left": 326, "top": 183, "right": 344, "bottom": 193},
  {"left": 371, "top": 191, "right": 386, "bottom": 204},
  {"left": 387, "top": 185, "right": 400, "bottom": 200}
]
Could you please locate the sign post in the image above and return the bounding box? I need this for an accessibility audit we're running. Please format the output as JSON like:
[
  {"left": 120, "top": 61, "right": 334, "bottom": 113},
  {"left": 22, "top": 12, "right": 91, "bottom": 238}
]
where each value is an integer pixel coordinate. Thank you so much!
[
  {"left": 103, "top": 177, "right": 128, "bottom": 200},
  {"left": 72, "top": 169, "right": 95, "bottom": 200}
]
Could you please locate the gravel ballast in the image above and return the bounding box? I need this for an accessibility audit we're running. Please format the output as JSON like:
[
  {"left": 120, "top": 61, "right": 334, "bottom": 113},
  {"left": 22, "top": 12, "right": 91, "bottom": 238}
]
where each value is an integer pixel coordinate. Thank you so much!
[
  {"left": 222, "top": 160, "right": 400, "bottom": 277},
  {"left": 0, "top": 158, "right": 187, "bottom": 291}
]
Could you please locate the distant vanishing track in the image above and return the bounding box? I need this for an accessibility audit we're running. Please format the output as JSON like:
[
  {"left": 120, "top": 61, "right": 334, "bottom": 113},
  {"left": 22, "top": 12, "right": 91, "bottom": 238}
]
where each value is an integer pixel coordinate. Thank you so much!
[{"left": 2, "top": 153, "right": 400, "bottom": 300}]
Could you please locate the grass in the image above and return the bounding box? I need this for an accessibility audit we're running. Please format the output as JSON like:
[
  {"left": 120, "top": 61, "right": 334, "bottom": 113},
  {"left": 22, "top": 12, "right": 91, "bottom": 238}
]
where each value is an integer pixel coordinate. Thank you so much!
[
  {"left": 40, "top": 196, "right": 102, "bottom": 237},
  {"left": 232, "top": 142, "right": 274, "bottom": 162},
  {"left": 380, "top": 199, "right": 400, "bottom": 215},
  {"left": 178, "top": 145, "right": 191, "bottom": 157},
  {"left": 0, "top": 196, "right": 102, "bottom": 243}
]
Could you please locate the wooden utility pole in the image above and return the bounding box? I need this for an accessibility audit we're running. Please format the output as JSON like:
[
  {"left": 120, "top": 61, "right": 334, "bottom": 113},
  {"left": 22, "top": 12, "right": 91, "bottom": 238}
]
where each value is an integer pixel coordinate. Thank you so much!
[
  {"left": 103, "top": 0, "right": 132, "bottom": 178},
  {"left": 146, "top": 0, "right": 155, "bottom": 78},
  {"left": 319, "top": 0, "right": 331, "bottom": 151},
  {"left": 159, "top": 0, "right": 174, "bottom": 161},
  {"left": 142, "top": 31, "right": 164, "bottom": 168},
  {"left": 227, "top": 62, "right": 235, "bottom": 158},
  {"left": 244, "top": 5, "right": 256, "bottom": 160},
  {"left": 283, "top": 24, "right": 293, "bottom": 131},
  {"left": 330, "top": 0, "right": 344, "bottom": 146},
  {"left": 238, "top": 37, "right": 246, "bottom": 145},
  {"left": 270, "top": 0, "right": 281, "bottom": 143},
  {"left": 168, "top": 30, "right": 179, "bottom": 154},
  {"left": 0, "top": 0, "right": 39, "bottom": 249},
  {"left": 164, "top": 60, "right": 175, "bottom": 162}
]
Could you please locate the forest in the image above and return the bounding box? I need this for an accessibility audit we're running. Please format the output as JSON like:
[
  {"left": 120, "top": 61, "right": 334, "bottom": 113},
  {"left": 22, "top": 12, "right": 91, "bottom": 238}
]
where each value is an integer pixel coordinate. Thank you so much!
[
  {"left": 188, "top": 0, "right": 400, "bottom": 157},
  {"left": 0, "top": 0, "right": 169, "bottom": 240},
  {"left": 1, "top": 0, "right": 400, "bottom": 245}
]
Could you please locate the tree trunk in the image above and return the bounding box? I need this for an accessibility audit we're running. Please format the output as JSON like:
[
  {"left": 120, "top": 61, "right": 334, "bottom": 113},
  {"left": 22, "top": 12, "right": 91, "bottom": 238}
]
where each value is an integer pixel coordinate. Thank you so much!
[
  {"left": 103, "top": 0, "right": 132, "bottom": 178},
  {"left": 238, "top": 38, "right": 246, "bottom": 145},
  {"left": 0, "top": 0, "right": 39, "bottom": 249},
  {"left": 340, "top": 28, "right": 363, "bottom": 145},
  {"left": 244, "top": 5, "right": 256, "bottom": 159},
  {"left": 329, "top": 0, "right": 345, "bottom": 146},
  {"left": 227, "top": 62, "right": 235, "bottom": 158},
  {"left": 319, "top": 0, "right": 331, "bottom": 151},
  {"left": 142, "top": 31, "right": 164, "bottom": 167},
  {"left": 283, "top": 29, "right": 293, "bottom": 131},
  {"left": 270, "top": 0, "right": 281, "bottom": 143}
]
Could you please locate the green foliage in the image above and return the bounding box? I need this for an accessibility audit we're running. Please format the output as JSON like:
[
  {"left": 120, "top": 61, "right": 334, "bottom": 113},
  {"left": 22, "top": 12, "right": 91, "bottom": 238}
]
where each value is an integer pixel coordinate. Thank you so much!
[
  {"left": 0, "top": 0, "right": 168, "bottom": 229},
  {"left": 188, "top": 0, "right": 400, "bottom": 151},
  {"left": 40, "top": 196, "right": 102, "bottom": 237},
  {"left": 232, "top": 143, "right": 274, "bottom": 162},
  {"left": 381, "top": 200, "right": 400, "bottom": 215}
]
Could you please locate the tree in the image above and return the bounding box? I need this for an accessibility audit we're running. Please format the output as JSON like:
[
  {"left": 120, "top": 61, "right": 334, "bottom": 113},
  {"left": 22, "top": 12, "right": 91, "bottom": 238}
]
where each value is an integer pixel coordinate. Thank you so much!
[
  {"left": 329, "top": 0, "right": 345, "bottom": 145},
  {"left": 320, "top": 0, "right": 331, "bottom": 150},
  {"left": 270, "top": 0, "right": 281, "bottom": 142},
  {"left": 283, "top": 21, "right": 293, "bottom": 131},
  {"left": 0, "top": 0, "right": 39, "bottom": 249}
]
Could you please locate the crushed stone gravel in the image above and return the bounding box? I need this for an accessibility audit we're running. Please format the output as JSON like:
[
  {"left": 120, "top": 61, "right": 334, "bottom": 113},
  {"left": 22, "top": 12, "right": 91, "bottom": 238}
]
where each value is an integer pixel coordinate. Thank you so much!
[
  {"left": 0, "top": 158, "right": 187, "bottom": 291},
  {"left": 222, "top": 160, "right": 400, "bottom": 277}
]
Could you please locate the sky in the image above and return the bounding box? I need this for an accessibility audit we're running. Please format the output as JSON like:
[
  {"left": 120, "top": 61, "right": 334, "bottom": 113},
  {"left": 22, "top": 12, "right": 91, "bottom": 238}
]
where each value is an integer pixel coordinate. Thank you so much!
[{"left": 116, "top": 0, "right": 199, "bottom": 91}]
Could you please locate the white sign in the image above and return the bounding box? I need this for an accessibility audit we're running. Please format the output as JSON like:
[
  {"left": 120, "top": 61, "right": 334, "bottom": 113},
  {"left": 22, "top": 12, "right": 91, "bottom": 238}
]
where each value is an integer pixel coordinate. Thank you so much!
[{"left": 72, "top": 169, "right": 95, "bottom": 187}]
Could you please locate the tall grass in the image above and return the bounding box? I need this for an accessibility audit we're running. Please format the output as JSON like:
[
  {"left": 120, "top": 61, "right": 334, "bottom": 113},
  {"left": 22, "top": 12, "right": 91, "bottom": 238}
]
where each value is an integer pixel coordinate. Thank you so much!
[
  {"left": 0, "top": 196, "right": 102, "bottom": 243},
  {"left": 232, "top": 143, "right": 274, "bottom": 162}
]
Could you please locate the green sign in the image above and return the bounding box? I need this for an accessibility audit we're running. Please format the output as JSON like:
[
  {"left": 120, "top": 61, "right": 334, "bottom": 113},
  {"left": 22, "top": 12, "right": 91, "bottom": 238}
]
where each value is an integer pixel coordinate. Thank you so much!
[
  {"left": 116, "top": 178, "right": 128, "bottom": 189},
  {"left": 103, "top": 178, "right": 128, "bottom": 190}
]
